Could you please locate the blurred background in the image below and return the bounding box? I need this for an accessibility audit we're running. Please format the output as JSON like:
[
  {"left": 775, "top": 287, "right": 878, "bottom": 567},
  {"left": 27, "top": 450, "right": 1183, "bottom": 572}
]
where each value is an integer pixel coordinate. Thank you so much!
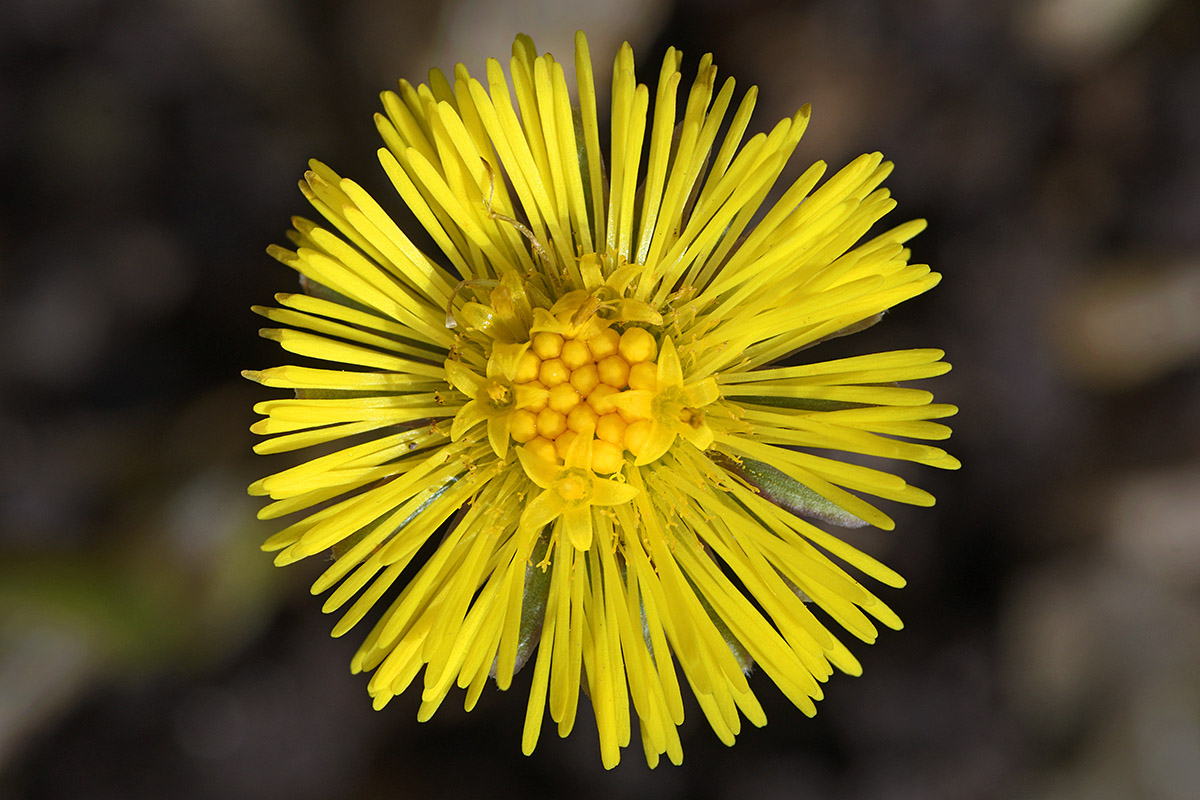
[{"left": 2, "top": 0, "right": 1199, "bottom": 797}]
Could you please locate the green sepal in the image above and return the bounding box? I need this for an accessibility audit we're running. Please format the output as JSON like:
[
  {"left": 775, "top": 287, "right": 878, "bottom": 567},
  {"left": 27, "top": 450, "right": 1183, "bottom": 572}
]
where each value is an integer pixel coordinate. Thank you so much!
[
  {"left": 298, "top": 274, "right": 371, "bottom": 314},
  {"left": 499, "top": 526, "right": 554, "bottom": 677},
  {"left": 675, "top": 553, "right": 755, "bottom": 674},
  {"left": 697, "top": 589, "right": 755, "bottom": 674},
  {"left": 730, "top": 395, "right": 868, "bottom": 412},
  {"left": 330, "top": 475, "right": 456, "bottom": 560},
  {"left": 573, "top": 106, "right": 599, "bottom": 243},
  {"left": 711, "top": 452, "right": 867, "bottom": 528},
  {"left": 293, "top": 389, "right": 405, "bottom": 400}
]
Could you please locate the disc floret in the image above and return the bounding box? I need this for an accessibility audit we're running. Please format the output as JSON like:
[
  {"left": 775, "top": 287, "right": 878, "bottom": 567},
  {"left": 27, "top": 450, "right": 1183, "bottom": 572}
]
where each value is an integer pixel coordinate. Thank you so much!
[{"left": 516, "top": 428, "right": 640, "bottom": 550}]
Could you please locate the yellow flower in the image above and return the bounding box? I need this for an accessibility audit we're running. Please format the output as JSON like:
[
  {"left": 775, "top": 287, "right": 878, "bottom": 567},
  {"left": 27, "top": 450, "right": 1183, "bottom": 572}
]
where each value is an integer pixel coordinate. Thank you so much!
[{"left": 246, "top": 31, "right": 959, "bottom": 769}]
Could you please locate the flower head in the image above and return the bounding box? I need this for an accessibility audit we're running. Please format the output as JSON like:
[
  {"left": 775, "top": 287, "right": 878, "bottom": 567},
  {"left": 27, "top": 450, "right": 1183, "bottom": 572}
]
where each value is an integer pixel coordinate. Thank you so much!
[{"left": 246, "top": 31, "right": 958, "bottom": 768}]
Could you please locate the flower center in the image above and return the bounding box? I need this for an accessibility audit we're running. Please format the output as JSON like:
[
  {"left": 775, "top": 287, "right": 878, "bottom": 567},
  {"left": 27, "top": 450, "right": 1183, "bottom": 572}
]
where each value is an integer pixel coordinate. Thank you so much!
[
  {"left": 678, "top": 406, "right": 706, "bottom": 429},
  {"left": 555, "top": 470, "right": 593, "bottom": 503},
  {"left": 507, "top": 325, "right": 659, "bottom": 474},
  {"left": 483, "top": 378, "right": 514, "bottom": 410}
]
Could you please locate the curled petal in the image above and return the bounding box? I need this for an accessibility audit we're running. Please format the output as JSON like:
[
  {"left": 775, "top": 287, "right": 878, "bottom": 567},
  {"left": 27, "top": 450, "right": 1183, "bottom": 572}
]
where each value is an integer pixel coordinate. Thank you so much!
[
  {"left": 614, "top": 299, "right": 663, "bottom": 326},
  {"left": 458, "top": 302, "right": 499, "bottom": 333},
  {"left": 514, "top": 383, "right": 550, "bottom": 409},
  {"left": 562, "top": 423, "right": 596, "bottom": 469},
  {"left": 528, "top": 307, "right": 563, "bottom": 335}
]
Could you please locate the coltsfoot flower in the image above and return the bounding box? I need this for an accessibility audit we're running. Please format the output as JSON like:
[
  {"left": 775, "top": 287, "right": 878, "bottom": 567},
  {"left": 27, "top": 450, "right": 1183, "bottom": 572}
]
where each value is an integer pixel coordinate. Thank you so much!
[{"left": 246, "top": 31, "right": 959, "bottom": 768}]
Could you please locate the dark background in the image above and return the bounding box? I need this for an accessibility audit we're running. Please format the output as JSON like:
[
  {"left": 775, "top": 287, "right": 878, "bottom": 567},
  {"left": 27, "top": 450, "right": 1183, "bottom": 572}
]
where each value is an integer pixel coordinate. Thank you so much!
[{"left": 3, "top": 0, "right": 1200, "bottom": 797}]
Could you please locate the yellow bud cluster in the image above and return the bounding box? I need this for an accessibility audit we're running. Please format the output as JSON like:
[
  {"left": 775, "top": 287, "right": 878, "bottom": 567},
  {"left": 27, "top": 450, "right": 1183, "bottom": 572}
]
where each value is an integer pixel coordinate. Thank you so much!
[{"left": 509, "top": 326, "right": 658, "bottom": 474}]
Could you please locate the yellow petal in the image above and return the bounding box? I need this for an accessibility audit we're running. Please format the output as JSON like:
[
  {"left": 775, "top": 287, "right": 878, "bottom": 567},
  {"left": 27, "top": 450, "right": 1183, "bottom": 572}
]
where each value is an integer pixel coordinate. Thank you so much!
[
  {"left": 529, "top": 307, "right": 565, "bottom": 335},
  {"left": 444, "top": 360, "right": 483, "bottom": 395},
  {"left": 457, "top": 302, "right": 498, "bottom": 334},
  {"left": 656, "top": 335, "right": 683, "bottom": 388},
  {"left": 605, "top": 261, "right": 642, "bottom": 294},
  {"left": 614, "top": 299, "right": 663, "bottom": 326},
  {"left": 683, "top": 376, "right": 720, "bottom": 407},
  {"left": 562, "top": 506, "right": 593, "bottom": 550},
  {"left": 487, "top": 415, "right": 510, "bottom": 458},
  {"left": 451, "top": 399, "right": 487, "bottom": 440},
  {"left": 516, "top": 445, "right": 563, "bottom": 489},
  {"left": 590, "top": 477, "right": 640, "bottom": 506},
  {"left": 579, "top": 253, "right": 604, "bottom": 289},
  {"left": 515, "top": 383, "right": 550, "bottom": 409},
  {"left": 634, "top": 422, "right": 676, "bottom": 466},
  {"left": 609, "top": 389, "right": 653, "bottom": 419},
  {"left": 488, "top": 341, "right": 530, "bottom": 379},
  {"left": 549, "top": 290, "right": 592, "bottom": 316},
  {"left": 521, "top": 487, "right": 565, "bottom": 532},
  {"left": 679, "top": 421, "right": 714, "bottom": 451},
  {"left": 562, "top": 422, "right": 596, "bottom": 469}
]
